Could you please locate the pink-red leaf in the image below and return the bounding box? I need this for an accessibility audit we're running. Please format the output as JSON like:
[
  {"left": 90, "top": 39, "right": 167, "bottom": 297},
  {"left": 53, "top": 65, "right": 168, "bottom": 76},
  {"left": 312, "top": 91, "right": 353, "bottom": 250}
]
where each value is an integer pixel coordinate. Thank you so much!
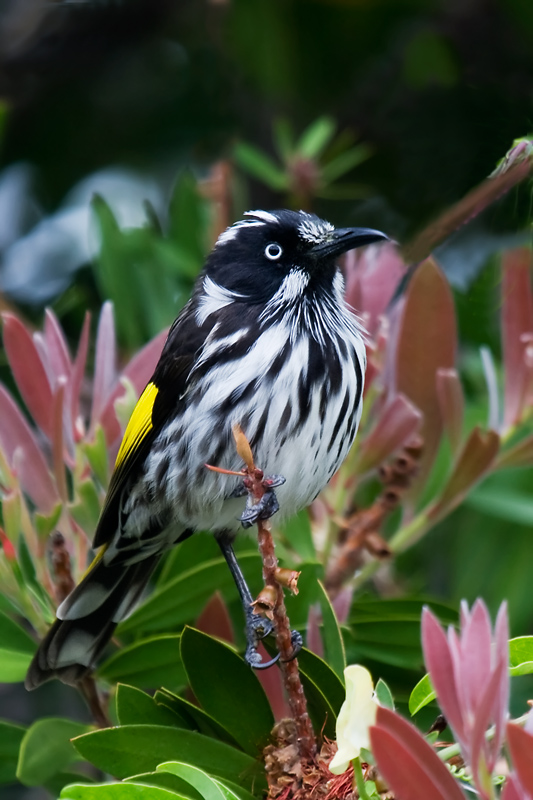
[
  {"left": 344, "top": 242, "right": 407, "bottom": 334},
  {"left": 421, "top": 608, "right": 465, "bottom": 743},
  {"left": 44, "top": 308, "right": 72, "bottom": 381},
  {"left": 2, "top": 313, "right": 54, "bottom": 437},
  {"left": 502, "top": 775, "right": 528, "bottom": 800},
  {"left": 356, "top": 393, "right": 422, "bottom": 473},
  {"left": 502, "top": 247, "right": 533, "bottom": 430},
  {"left": 0, "top": 385, "right": 58, "bottom": 511},
  {"left": 91, "top": 302, "right": 117, "bottom": 432},
  {"left": 370, "top": 707, "right": 465, "bottom": 800},
  {"left": 393, "top": 258, "right": 457, "bottom": 493},
  {"left": 70, "top": 311, "right": 91, "bottom": 441},
  {"left": 436, "top": 368, "right": 464, "bottom": 455},
  {"left": 99, "top": 329, "right": 167, "bottom": 445},
  {"left": 507, "top": 722, "right": 533, "bottom": 793},
  {"left": 429, "top": 427, "right": 499, "bottom": 520}
]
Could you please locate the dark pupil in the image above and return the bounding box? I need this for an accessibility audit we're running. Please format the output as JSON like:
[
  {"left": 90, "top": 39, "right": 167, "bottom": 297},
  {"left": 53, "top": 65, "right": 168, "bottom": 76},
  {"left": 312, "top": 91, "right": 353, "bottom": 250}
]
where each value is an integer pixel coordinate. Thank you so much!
[{"left": 268, "top": 245, "right": 280, "bottom": 257}]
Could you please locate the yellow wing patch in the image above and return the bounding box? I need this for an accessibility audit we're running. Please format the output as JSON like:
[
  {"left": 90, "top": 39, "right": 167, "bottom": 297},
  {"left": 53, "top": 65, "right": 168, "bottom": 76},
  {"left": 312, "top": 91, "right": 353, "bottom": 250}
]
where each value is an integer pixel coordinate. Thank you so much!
[{"left": 115, "top": 381, "right": 159, "bottom": 469}]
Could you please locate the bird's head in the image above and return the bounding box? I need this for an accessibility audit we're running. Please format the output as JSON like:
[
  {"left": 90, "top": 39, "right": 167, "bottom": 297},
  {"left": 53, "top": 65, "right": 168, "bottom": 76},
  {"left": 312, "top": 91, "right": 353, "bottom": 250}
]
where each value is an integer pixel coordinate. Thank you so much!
[{"left": 202, "top": 209, "right": 388, "bottom": 306}]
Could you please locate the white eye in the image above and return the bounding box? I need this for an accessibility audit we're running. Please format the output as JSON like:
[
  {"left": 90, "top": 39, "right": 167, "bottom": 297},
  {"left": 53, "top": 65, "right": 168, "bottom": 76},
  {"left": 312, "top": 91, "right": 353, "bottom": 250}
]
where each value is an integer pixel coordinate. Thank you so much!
[{"left": 265, "top": 243, "right": 283, "bottom": 261}]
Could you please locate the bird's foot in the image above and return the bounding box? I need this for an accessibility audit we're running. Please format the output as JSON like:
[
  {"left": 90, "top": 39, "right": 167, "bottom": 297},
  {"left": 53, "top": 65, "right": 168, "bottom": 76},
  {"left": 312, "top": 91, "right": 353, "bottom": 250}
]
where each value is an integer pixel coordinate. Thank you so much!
[
  {"left": 239, "top": 474, "right": 286, "bottom": 529},
  {"left": 243, "top": 608, "right": 278, "bottom": 669}
]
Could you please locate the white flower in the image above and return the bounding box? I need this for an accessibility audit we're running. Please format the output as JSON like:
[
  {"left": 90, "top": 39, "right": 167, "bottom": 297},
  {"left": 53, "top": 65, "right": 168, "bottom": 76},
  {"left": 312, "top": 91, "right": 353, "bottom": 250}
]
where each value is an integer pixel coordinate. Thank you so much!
[{"left": 329, "top": 665, "right": 379, "bottom": 775}]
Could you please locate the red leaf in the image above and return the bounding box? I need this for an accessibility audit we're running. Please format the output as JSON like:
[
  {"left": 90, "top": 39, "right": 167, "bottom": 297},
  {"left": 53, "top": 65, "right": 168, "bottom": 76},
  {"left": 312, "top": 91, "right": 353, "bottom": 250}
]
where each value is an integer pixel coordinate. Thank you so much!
[
  {"left": 99, "top": 329, "right": 167, "bottom": 446},
  {"left": 502, "top": 247, "right": 533, "bottom": 430},
  {"left": 393, "top": 258, "right": 457, "bottom": 493},
  {"left": 356, "top": 393, "right": 422, "bottom": 473},
  {"left": 195, "top": 591, "right": 234, "bottom": 643},
  {"left": 91, "top": 302, "right": 117, "bottom": 432},
  {"left": 436, "top": 368, "right": 464, "bottom": 455},
  {"left": 0, "top": 385, "right": 58, "bottom": 511},
  {"left": 370, "top": 707, "right": 465, "bottom": 800},
  {"left": 344, "top": 242, "right": 407, "bottom": 334},
  {"left": 2, "top": 313, "right": 54, "bottom": 437},
  {"left": 429, "top": 427, "right": 499, "bottom": 521},
  {"left": 44, "top": 308, "right": 72, "bottom": 381},
  {"left": 70, "top": 311, "right": 91, "bottom": 440},
  {"left": 507, "top": 723, "right": 533, "bottom": 794},
  {"left": 502, "top": 775, "right": 528, "bottom": 800},
  {"left": 421, "top": 608, "right": 465, "bottom": 745}
]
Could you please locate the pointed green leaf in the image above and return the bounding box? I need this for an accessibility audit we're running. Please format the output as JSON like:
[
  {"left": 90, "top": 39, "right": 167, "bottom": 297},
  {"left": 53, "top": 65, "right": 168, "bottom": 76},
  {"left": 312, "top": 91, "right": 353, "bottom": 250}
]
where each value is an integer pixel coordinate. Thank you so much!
[
  {"left": 0, "top": 720, "right": 25, "bottom": 784},
  {"left": 233, "top": 142, "right": 287, "bottom": 190},
  {"left": 180, "top": 627, "right": 274, "bottom": 755},
  {"left": 98, "top": 635, "right": 187, "bottom": 689},
  {"left": 156, "top": 762, "right": 227, "bottom": 800},
  {"left": 61, "top": 783, "right": 189, "bottom": 799},
  {"left": 316, "top": 579, "right": 346, "bottom": 681},
  {"left": 72, "top": 726, "right": 265, "bottom": 793},
  {"left": 510, "top": 636, "right": 533, "bottom": 676},
  {"left": 127, "top": 770, "right": 202, "bottom": 800},
  {"left": 70, "top": 479, "right": 102, "bottom": 536},
  {"left": 408, "top": 674, "right": 436, "bottom": 715},
  {"left": 35, "top": 502, "right": 63, "bottom": 541},
  {"left": 279, "top": 510, "right": 315, "bottom": 561},
  {"left": 119, "top": 554, "right": 263, "bottom": 635},
  {"left": 298, "top": 671, "right": 336, "bottom": 739},
  {"left": 17, "top": 718, "right": 90, "bottom": 786},
  {"left": 295, "top": 647, "right": 346, "bottom": 714},
  {"left": 115, "top": 684, "right": 185, "bottom": 727},
  {"left": 296, "top": 116, "right": 336, "bottom": 159},
  {"left": 81, "top": 426, "right": 109, "bottom": 488},
  {"left": 320, "top": 144, "right": 372, "bottom": 182},
  {"left": 375, "top": 678, "right": 394, "bottom": 710},
  {"left": 153, "top": 690, "right": 238, "bottom": 747}
]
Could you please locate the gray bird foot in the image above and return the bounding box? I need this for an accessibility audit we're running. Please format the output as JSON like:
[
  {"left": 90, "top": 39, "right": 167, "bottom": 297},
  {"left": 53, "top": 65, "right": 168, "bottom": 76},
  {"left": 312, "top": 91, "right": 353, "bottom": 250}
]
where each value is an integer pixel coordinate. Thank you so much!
[
  {"left": 243, "top": 608, "right": 278, "bottom": 669},
  {"left": 239, "top": 475, "right": 286, "bottom": 529}
]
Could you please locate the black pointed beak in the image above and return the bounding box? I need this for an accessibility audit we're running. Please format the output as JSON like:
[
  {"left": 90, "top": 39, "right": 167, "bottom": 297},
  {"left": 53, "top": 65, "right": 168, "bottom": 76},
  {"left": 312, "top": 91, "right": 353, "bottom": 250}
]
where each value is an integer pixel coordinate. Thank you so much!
[{"left": 312, "top": 227, "right": 389, "bottom": 260}]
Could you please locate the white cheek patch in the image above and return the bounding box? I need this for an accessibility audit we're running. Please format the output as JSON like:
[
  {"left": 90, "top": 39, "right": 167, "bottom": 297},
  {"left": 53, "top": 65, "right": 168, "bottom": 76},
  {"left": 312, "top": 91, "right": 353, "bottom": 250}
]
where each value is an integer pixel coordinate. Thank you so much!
[{"left": 196, "top": 276, "right": 246, "bottom": 325}]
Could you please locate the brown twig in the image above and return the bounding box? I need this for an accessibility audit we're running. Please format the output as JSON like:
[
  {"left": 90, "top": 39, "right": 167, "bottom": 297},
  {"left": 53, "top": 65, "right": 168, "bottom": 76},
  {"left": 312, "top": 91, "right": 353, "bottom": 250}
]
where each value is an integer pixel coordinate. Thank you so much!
[
  {"left": 403, "top": 154, "right": 533, "bottom": 264},
  {"left": 79, "top": 676, "right": 110, "bottom": 729},
  {"left": 230, "top": 425, "right": 317, "bottom": 763},
  {"left": 325, "top": 436, "right": 422, "bottom": 596}
]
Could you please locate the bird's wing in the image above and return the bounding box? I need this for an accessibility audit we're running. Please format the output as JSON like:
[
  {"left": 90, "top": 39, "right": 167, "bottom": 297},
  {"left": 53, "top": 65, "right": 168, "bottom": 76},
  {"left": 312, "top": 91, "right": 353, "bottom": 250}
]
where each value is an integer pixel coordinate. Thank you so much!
[{"left": 93, "top": 307, "right": 207, "bottom": 548}]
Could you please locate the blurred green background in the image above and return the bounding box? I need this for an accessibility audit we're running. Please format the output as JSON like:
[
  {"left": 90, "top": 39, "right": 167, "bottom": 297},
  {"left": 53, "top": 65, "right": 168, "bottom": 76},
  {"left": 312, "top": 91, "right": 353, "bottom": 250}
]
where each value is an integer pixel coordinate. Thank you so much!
[{"left": 1, "top": 1, "right": 533, "bottom": 796}]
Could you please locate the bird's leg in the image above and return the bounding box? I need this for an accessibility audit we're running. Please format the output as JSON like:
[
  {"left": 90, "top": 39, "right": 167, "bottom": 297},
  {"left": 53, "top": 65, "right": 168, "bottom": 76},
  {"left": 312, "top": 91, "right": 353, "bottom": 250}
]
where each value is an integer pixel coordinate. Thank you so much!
[
  {"left": 239, "top": 474, "right": 286, "bottom": 529},
  {"left": 216, "top": 533, "right": 279, "bottom": 669}
]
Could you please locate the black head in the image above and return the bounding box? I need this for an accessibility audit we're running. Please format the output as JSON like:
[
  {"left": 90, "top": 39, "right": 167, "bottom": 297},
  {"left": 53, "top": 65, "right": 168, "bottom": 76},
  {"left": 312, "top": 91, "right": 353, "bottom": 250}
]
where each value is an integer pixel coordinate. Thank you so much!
[{"left": 203, "top": 209, "right": 388, "bottom": 303}]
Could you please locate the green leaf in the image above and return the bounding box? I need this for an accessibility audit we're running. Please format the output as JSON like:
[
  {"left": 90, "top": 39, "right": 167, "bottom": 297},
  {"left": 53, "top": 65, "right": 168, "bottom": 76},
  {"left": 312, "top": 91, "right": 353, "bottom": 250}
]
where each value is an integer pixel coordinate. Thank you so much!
[
  {"left": 99, "top": 635, "right": 187, "bottom": 689},
  {"left": 17, "top": 534, "right": 54, "bottom": 619},
  {"left": 467, "top": 487, "right": 533, "bottom": 526},
  {"left": 0, "top": 720, "right": 25, "bottom": 784},
  {"left": 408, "top": 674, "right": 436, "bottom": 715},
  {"left": 127, "top": 770, "right": 202, "bottom": 800},
  {"left": 316, "top": 580, "right": 346, "bottom": 681},
  {"left": 153, "top": 690, "right": 240, "bottom": 748},
  {"left": 279, "top": 510, "right": 315, "bottom": 561},
  {"left": 81, "top": 426, "right": 109, "bottom": 488},
  {"left": 375, "top": 678, "right": 394, "bottom": 710},
  {"left": 283, "top": 562, "right": 324, "bottom": 628},
  {"left": 0, "top": 610, "right": 36, "bottom": 652},
  {"left": 17, "top": 718, "right": 90, "bottom": 786},
  {"left": 180, "top": 627, "right": 274, "bottom": 755},
  {"left": 296, "top": 116, "right": 336, "bottom": 159},
  {"left": 119, "top": 554, "right": 263, "bottom": 635},
  {"left": 295, "top": 647, "right": 346, "bottom": 714},
  {"left": 157, "top": 762, "right": 228, "bottom": 800},
  {"left": 510, "top": 636, "right": 533, "bottom": 675},
  {"left": 320, "top": 144, "right": 372, "bottom": 182},
  {"left": 72, "top": 726, "right": 265, "bottom": 793},
  {"left": 0, "top": 649, "right": 33, "bottom": 682},
  {"left": 298, "top": 672, "right": 336, "bottom": 739},
  {"left": 233, "top": 142, "right": 287, "bottom": 190},
  {"left": 272, "top": 118, "right": 294, "bottom": 162},
  {"left": 35, "top": 502, "right": 63, "bottom": 540},
  {"left": 70, "top": 479, "right": 102, "bottom": 536},
  {"left": 115, "top": 684, "right": 186, "bottom": 727},
  {"left": 61, "top": 783, "right": 189, "bottom": 799},
  {"left": 167, "top": 172, "right": 208, "bottom": 277}
]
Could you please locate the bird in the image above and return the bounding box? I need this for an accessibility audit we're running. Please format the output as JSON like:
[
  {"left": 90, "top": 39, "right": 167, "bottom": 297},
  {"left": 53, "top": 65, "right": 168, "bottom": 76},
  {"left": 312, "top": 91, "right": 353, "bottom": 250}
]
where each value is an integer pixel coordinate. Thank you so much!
[{"left": 25, "top": 208, "right": 388, "bottom": 689}]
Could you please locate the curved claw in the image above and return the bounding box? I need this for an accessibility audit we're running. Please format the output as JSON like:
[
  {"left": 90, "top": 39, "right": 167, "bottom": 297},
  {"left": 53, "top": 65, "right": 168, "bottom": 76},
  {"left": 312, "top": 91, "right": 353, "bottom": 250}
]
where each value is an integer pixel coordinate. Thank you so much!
[
  {"left": 245, "top": 646, "right": 280, "bottom": 670},
  {"left": 281, "top": 630, "right": 303, "bottom": 662}
]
